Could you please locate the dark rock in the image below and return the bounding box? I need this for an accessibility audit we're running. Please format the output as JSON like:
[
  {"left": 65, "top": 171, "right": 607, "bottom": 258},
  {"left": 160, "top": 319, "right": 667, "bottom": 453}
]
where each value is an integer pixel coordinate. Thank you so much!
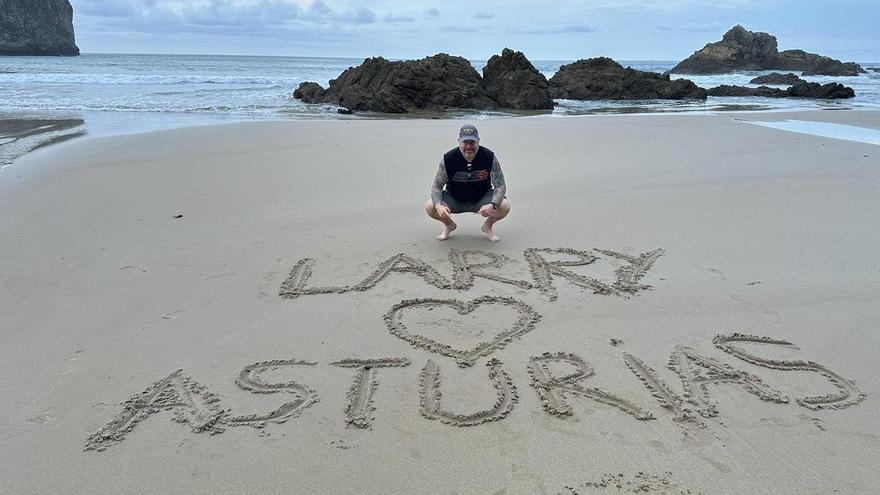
[
  {"left": 707, "top": 81, "right": 854, "bottom": 99},
  {"left": 670, "top": 25, "right": 862, "bottom": 76},
  {"left": 549, "top": 57, "right": 707, "bottom": 100},
  {"left": 787, "top": 81, "right": 854, "bottom": 98},
  {"left": 336, "top": 107, "right": 353, "bottom": 115},
  {"left": 670, "top": 25, "right": 777, "bottom": 74},
  {"left": 305, "top": 54, "right": 497, "bottom": 113},
  {"left": 707, "top": 85, "right": 786, "bottom": 97},
  {"left": 776, "top": 50, "right": 864, "bottom": 76},
  {"left": 748, "top": 72, "right": 802, "bottom": 85},
  {"left": 482, "top": 48, "right": 553, "bottom": 110},
  {"left": 0, "top": 0, "right": 79, "bottom": 56},
  {"left": 293, "top": 82, "right": 327, "bottom": 103}
]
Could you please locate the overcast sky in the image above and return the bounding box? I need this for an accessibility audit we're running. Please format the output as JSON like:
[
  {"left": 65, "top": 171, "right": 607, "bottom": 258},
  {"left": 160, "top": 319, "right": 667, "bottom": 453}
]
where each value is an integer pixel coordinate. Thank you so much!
[{"left": 69, "top": 0, "right": 880, "bottom": 61}]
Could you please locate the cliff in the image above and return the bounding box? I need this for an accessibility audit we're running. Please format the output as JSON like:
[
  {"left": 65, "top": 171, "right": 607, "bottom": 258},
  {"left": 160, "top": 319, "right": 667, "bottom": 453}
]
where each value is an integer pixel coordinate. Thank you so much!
[{"left": 0, "top": 0, "right": 79, "bottom": 56}]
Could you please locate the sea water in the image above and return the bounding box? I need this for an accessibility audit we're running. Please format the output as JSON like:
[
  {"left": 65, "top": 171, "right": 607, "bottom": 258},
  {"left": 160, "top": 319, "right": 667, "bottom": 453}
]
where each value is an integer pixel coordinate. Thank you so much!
[
  {"left": 746, "top": 120, "right": 880, "bottom": 145},
  {"left": 0, "top": 53, "right": 878, "bottom": 168}
]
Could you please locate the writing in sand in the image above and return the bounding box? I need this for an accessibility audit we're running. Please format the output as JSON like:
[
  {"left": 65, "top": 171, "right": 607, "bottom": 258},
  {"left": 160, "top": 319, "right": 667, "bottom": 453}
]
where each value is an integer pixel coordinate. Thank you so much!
[
  {"left": 85, "top": 246, "right": 865, "bottom": 451},
  {"left": 279, "top": 247, "right": 665, "bottom": 301}
]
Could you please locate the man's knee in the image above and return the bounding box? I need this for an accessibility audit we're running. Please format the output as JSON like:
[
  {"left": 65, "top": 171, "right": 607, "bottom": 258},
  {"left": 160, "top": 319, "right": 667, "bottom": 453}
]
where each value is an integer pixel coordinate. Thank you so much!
[
  {"left": 496, "top": 198, "right": 511, "bottom": 218},
  {"left": 425, "top": 199, "right": 438, "bottom": 218}
]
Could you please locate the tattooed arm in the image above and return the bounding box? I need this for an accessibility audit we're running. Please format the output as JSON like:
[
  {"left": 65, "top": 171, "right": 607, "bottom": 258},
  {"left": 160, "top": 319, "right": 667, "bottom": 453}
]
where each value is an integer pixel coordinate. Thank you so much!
[
  {"left": 431, "top": 158, "right": 447, "bottom": 205},
  {"left": 490, "top": 156, "right": 506, "bottom": 205}
]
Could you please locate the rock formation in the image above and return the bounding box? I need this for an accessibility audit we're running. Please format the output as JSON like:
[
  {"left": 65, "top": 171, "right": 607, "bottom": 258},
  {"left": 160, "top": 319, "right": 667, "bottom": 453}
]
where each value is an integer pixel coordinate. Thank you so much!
[
  {"left": 749, "top": 73, "right": 802, "bottom": 85},
  {"left": 294, "top": 54, "right": 496, "bottom": 113},
  {"left": 294, "top": 49, "right": 554, "bottom": 113},
  {"left": 548, "top": 57, "right": 707, "bottom": 100},
  {"left": 0, "top": 0, "right": 79, "bottom": 56},
  {"left": 707, "top": 81, "right": 855, "bottom": 99},
  {"left": 292, "top": 82, "right": 326, "bottom": 103},
  {"left": 670, "top": 25, "right": 862, "bottom": 76},
  {"left": 774, "top": 49, "right": 863, "bottom": 76},
  {"left": 707, "top": 85, "right": 786, "bottom": 98},
  {"left": 482, "top": 48, "right": 553, "bottom": 110}
]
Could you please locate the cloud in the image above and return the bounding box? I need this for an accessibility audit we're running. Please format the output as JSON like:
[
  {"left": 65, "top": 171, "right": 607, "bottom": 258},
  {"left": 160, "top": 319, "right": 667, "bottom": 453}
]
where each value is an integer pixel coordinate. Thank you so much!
[
  {"left": 384, "top": 13, "right": 415, "bottom": 23},
  {"left": 348, "top": 7, "right": 377, "bottom": 23},
  {"left": 180, "top": 1, "right": 303, "bottom": 26},
  {"left": 308, "top": 0, "right": 331, "bottom": 16},
  {"left": 561, "top": 24, "right": 598, "bottom": 33},
  {"left": 72, "top": 0, "right": 377, "bottom": 31},
  {"left": 74, "top": 1, "right": 138, "bottom": 17},
  {"left": 67, "top": 0, "right": 880, "bottom": 61},
  {"left": 513, "top": 23, "right": 599, "bottom": 35},
  {"left": 654, "top": 21, "right": 725, "bottom": 32},
  {"left": 441, "top": 26, "right": 472, "bottom": 33},
  {"left": 561, "top": 0, "right": 756, "bottom": 9}
]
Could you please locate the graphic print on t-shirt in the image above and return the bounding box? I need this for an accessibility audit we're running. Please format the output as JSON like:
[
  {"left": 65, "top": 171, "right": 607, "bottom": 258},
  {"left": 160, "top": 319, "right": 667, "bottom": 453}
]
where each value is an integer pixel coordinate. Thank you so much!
[{"left": 452, "top": 170, "right": 489, "bottom": 182}]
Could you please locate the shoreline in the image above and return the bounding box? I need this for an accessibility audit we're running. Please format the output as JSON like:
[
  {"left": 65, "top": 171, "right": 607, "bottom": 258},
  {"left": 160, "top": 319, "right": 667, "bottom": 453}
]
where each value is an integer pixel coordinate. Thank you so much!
[
  {"left": 0, "top": 108, "right": 880, "bottom": 173},
  {"left": 3, "top": 106, "right": 878, "bottom": 174}
]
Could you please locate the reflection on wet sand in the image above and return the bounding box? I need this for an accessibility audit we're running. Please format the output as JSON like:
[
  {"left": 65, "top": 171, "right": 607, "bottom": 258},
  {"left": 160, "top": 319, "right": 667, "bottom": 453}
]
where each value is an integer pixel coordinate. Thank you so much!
[{"left": 0, "top": 117, "right": 85, "bottom": 170}]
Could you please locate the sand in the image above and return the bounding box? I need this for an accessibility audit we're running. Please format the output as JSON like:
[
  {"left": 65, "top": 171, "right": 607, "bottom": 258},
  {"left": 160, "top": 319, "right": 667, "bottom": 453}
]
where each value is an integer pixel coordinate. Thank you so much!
[{"left": 1, "top": 110, "right": 879, "bottom": 494}]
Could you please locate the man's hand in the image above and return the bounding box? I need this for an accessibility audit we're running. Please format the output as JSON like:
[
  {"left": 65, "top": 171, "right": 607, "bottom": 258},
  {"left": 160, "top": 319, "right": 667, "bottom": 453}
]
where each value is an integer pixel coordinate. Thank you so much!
[
  {"left": 436, "top": 204, "right": 452, "bottom": 219},
  {"left": 478, "top": 204, "right": 495, "bottom": 218}
]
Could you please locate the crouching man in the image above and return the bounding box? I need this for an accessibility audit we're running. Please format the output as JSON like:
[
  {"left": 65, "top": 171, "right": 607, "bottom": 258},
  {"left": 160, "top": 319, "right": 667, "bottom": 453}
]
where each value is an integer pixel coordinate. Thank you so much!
[{"left": 425, "top": 124, "right": 510, "bottom": 242}]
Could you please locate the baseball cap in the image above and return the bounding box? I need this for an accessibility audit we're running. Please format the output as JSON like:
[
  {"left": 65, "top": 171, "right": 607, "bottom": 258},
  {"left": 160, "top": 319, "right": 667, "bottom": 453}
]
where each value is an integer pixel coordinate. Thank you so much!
[{"left": 458, "top": 124, "right": 479, "bottom": 142}]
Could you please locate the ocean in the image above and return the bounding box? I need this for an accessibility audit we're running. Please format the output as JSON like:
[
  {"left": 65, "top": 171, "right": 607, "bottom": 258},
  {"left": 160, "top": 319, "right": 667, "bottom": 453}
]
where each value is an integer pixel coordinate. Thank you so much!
[{"left": 1, "top": 53, "right": 879, "bottom": 169}]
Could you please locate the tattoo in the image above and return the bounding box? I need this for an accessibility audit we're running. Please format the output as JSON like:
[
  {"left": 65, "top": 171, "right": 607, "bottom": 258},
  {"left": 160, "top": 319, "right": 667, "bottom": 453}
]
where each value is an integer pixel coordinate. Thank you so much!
[
  {"left": 431, "top": 160, "right": 447, "bottom": 205},
  {"left": 490, "top": 157, "right": 506, "bottom": 205}
]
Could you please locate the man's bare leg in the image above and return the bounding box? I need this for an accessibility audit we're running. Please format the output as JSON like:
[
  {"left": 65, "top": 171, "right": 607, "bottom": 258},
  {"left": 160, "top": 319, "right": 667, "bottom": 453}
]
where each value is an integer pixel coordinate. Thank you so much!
[
  {"left": 425, "top": 200, "right": 457, "bottom": 241},
  {"left": 481, "top": 199, "right": 510, "bottom": 242},
  {"left": 438, "top": 220, "right": 457, "bottom": 241}
]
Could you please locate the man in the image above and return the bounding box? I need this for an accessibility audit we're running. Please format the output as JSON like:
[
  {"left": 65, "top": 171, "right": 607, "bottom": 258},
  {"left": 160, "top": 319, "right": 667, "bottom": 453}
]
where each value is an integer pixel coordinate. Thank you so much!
[{"left": 425, "top": 124, "right": 510, "bottom": 242}]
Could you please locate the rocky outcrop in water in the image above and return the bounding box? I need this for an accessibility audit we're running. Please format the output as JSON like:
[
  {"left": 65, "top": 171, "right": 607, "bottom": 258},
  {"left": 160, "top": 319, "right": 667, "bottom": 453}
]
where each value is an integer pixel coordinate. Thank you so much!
[
  {"left": 294, "top": 49, "right": 554, "bottom": 113},
  {"left": 294, "top": 54, "right": 496, "bottom": 113},
  {"left": 670, "top": 25, "right": 862, "bottom": 76},
  {"left": 482, "top": 48, "right": 553, "bottom": 110},
  {"left": 549, "top": 57, "right": 707, "bottom": 100},
  {"left": 774, "top": 50, "right": 863, "bottom": 76},
  {"left": 707, "top": 81, "right": 855, "bottom": 99},
  {"left": 670, "top": 26, "right": 776, "bottom": 74},
  {"left": 293, "top": 82, "right": 327, "bottom": 103},
  {"left": 707, "top": 85, "right": 786, "bottom": 98},
  {"left": 0, "top": 0, "right": 79, "bottom": 56},
  {"left": 749, "top": 73, "right": 802, "bottom": 85}
]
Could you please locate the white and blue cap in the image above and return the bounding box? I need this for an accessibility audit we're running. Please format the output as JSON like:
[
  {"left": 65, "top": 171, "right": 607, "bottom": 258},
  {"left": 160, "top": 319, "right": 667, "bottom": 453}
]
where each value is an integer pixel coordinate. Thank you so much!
[{"left": 458, "top": 124, "right": 479, "bottom": 142}]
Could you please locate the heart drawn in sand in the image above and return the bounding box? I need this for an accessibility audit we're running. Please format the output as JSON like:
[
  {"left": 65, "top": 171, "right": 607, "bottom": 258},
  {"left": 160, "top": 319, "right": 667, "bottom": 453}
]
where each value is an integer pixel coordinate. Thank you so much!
[{"left": 383, "top": 296, "right": 541, "bottom": 367}]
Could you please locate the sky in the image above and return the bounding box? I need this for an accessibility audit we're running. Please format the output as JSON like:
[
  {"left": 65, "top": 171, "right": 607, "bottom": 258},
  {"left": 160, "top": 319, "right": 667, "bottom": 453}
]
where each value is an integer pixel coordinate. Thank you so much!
[{"left": 69, "top": 0, "right": 880, "bottom": 61}]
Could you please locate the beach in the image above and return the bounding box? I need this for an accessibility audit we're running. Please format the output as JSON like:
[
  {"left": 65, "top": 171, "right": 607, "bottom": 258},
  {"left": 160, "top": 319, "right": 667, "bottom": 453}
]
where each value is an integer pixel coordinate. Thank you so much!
[{"left": 1, "top": 110, "right": 879, "bottom": 494}]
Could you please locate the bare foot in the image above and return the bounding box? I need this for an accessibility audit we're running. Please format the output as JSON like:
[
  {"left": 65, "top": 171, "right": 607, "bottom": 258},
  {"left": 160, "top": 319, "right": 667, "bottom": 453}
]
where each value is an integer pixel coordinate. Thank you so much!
[
  {"left": 481, "top": 223, "right": 500, "bottom": 242},
  {"left": 437, "top": 221, "right": 457, "bottom": 241}
]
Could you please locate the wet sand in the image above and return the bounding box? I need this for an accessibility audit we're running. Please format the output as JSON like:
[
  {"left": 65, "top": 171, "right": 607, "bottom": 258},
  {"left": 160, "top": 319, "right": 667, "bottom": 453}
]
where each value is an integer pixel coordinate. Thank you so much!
[
  {"left": 1, "top": 110, "right": 879, "bottom": 494},
  {"left": 0, "top": 116, "right": 85, "bottom": 171}
]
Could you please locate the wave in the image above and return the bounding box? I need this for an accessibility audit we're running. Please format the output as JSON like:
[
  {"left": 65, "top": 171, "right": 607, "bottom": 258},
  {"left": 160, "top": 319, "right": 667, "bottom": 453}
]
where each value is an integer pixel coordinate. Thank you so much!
[
  {"left": 1, "top": 55, "right": 878, "bottom": 124},
  {"left": 0, "top": 73, "right": 303, "bottom": 86},
  {"left": 0, "top": 100, "right": 299, "bottom": 117}
]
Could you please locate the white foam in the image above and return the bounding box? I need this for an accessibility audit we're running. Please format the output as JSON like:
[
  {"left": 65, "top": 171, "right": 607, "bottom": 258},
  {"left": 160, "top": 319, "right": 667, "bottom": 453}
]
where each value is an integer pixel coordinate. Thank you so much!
[{"left": 746, "top": 119, "right": 880, "bottom": 145}]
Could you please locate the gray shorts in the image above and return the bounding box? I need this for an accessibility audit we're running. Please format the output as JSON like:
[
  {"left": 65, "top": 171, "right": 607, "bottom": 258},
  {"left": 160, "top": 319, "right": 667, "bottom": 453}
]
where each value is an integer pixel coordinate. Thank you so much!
[{"left": 441, "top": 189, "right": 498, "bottom": 214}]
